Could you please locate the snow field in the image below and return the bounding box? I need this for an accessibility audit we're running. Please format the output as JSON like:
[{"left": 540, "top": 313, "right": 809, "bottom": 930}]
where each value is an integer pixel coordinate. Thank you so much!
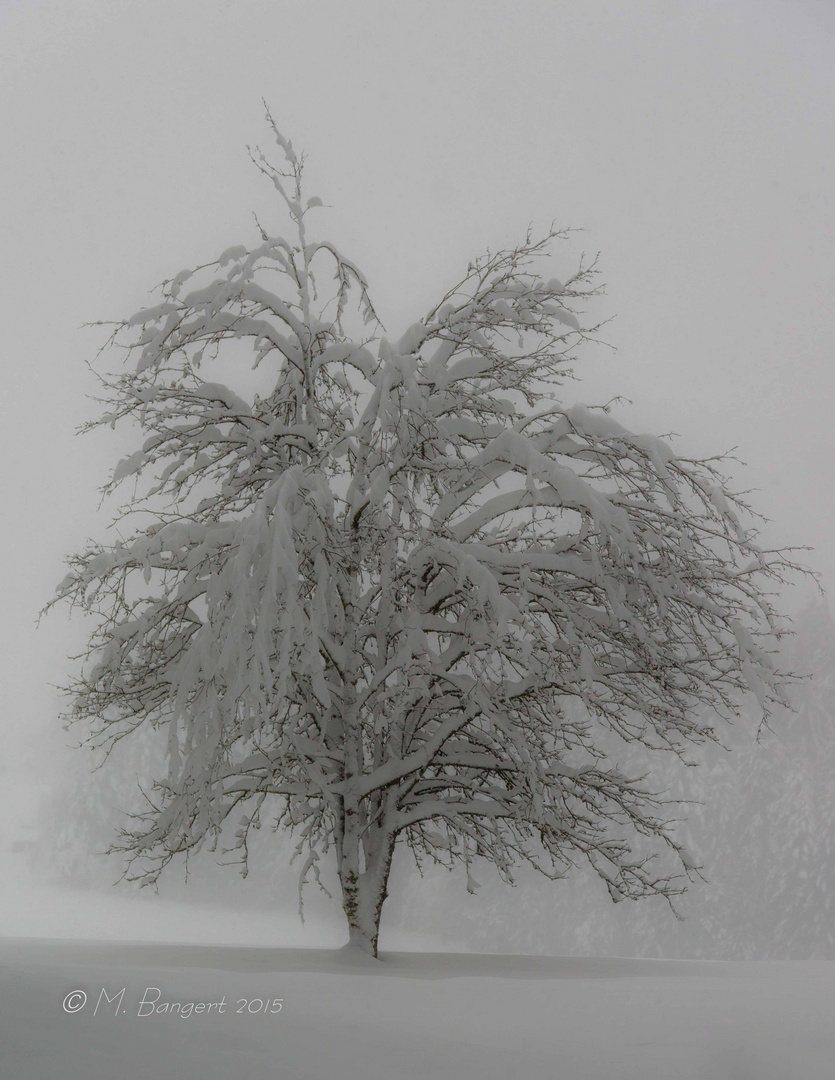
[{"left": 2, "top": 935, "right": 833, "bottom": 1080}]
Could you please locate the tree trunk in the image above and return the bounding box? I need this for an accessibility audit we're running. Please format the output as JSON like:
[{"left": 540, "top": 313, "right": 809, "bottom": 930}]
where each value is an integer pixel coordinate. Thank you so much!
[{"left": 338, "top": 827, "right": 395, "bottom": 958}]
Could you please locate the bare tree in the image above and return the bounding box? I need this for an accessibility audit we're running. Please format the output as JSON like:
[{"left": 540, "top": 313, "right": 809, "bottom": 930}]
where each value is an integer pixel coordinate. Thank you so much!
[{"left": 49, "top": 112, "right": 804, "bottom": 956}]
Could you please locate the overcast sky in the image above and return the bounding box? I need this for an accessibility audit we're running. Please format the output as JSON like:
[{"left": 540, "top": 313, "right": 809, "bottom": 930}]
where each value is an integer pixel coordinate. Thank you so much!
[{"left": 1, "top": 0, "right": 833, "bottom": 821}]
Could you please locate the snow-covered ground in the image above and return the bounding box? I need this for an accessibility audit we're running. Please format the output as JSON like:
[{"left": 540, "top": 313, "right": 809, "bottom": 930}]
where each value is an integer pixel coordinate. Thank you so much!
[
  {"left": 4, "top": 937, "right": 835, "bottom": 1079},
  {"left": 2, "top": 885, "right": 834, "bottom": 1078}
]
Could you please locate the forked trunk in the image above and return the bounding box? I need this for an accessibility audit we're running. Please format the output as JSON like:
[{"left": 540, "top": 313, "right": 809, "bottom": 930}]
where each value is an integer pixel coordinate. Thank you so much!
[{"left": 338, "top": 828, "right": 395, "bottom": 958}]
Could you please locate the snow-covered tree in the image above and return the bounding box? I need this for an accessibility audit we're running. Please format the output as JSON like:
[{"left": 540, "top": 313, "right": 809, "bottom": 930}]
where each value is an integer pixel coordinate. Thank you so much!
[
  {"left": 661, "top": 599, "right": 835, "bottom": 960},
  {"left": 49, "top": 112, "right": 805, "bottom": 956}
]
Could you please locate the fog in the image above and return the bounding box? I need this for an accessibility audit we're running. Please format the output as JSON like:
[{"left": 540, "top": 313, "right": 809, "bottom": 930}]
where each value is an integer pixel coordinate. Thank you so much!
[{"left": 1, "top": 0, "right": 833, "bottom": 957}]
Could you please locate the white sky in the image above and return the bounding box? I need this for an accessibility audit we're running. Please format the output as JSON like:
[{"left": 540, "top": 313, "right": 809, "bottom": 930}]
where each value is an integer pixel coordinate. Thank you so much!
[{"left": 1, "top": 0, "right": 833, "bottom": 809}]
